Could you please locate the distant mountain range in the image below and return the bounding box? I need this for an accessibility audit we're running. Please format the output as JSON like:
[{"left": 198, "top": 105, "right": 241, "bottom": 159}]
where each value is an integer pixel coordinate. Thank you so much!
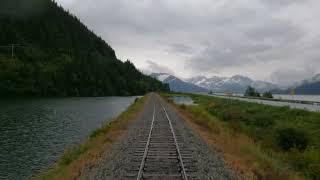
[
  {"left": 272, "top": 74, "right": 320, "bottom": 95},
  {"left": 151, "top": 72, "right": 320, "bottom": 95},
  {"left": 150, "top": 73, "right": 208, "bottom": 93},
  {"left": 186, "top": 75, "right": 278, "bottom": 93}
]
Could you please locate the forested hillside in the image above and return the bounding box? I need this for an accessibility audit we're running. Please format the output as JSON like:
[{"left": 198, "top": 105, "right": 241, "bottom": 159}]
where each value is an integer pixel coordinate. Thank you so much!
[
  {"left": 0, "top": 0, "right": 168, "bottom": 96},
  {"left": 294, "top": 81, "right": 320, "bottom": 94}
]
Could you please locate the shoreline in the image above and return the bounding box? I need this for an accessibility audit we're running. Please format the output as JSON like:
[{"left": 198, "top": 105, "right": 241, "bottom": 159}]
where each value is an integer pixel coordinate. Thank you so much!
[
  {"left": 207, "top": 93, "right": 320, "bottom": 105},
  {"left": 37, "top": 95, "right": 148, "bottom": 179}
]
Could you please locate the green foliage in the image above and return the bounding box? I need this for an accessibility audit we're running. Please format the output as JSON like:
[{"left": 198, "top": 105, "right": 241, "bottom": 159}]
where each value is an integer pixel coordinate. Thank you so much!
[
  {"left": 249, "top": 113, "right": 274, "bottom": 128},
  {"left": 183, "top": 93, "right": 320, "bottom": 179},
  {"left": 179, "top": 104, "right": 186, "bottom": 109},
  {"left": 276, "top": 128, "right": 309, "bottom": 151},
  {"left": 262, "top": 91, "right": 273, "bottom": 98},
  {"left": 0, "top": 0, "right": 169, "bottom": 97},
  {"left": 89, "top": 123, "right": 112, "bottom": 139},
  {"left": 59, "top": 145, "right": 88, "bottom": 166},
  {"left": 283, "top": 147, "right": 320, "bottom": 178},
  {"left": 244, "top": 86, "right": 260, "bottom": 97}
]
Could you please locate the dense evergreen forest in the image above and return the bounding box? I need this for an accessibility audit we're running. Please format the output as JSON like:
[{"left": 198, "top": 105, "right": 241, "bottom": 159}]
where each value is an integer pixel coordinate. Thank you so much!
[{"left": 0, "top": 0, "right": 169, "bottom": 96}]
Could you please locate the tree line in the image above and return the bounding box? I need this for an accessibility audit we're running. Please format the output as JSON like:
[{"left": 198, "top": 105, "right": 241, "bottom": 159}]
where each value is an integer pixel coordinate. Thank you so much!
[
  {"left": 0, "top": 0, "right": 169, "bottom": 96},
  {"left": 244, "top": 86, "right": 273, "bottom": 99}
]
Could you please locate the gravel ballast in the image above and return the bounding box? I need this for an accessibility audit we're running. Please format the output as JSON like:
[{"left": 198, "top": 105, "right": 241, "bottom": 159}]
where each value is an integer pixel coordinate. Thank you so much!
[{"left": 82, "top": 94, "right": 237, "bottom": 180}]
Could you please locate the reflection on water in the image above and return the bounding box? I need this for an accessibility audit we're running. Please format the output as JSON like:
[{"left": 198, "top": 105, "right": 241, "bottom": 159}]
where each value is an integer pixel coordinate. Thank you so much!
[
  {"left": 273, "top": 94, "right": 320, "bottom": 102},
  {"left": 171, "top": 96, "right": 195, "bottom": 105},
  {"left": 204, "top": 94, "right": 320, "bottom": 112},
  {"left": 0, "top": 97, "right": 137, "bottom": 179},
  {"left": 225, "top": 93, "right": 320, "bottom": 102}
]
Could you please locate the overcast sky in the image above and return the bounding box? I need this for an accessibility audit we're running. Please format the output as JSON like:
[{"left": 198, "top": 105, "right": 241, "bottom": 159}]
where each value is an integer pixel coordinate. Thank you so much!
[{"left": 56, "top": 0, "right": 320, "bottom": 85}]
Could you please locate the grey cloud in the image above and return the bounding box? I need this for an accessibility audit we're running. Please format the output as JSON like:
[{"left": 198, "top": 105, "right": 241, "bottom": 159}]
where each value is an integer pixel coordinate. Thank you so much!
[
  {"left": 143, "top": 60, "right": 175, "bottom": 75},
  {"left": 245, "top": 20, "right": 304, "bottom": 44},
  {"left": 236, "top": 43, "right": 273, "bottom": 54},
  {"left": 187, "top": 42, "right": 273, "bottom": 72},
  {"left": 188, "top": 47, "right": 244, "bottom": 71},
  {"left": 167, "top": 43, "right": 194, "bottom": 55},
  {"left": 271, "top": 67, "right": 317, "bottom": 86},
  {"left": 261, "top": 0, "right": 301, "bottom": 8},
  {"left": 76, "top": 0, "right": 185, "bottom": 35},
  {"left": 57, "top": 0, "right": 320, "bottom": 85}
]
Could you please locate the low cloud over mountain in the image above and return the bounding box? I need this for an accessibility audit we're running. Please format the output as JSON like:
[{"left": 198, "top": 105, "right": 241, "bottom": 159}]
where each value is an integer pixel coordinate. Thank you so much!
[{"left": 56, "top": 0, "right": 320, "bottom": 85}]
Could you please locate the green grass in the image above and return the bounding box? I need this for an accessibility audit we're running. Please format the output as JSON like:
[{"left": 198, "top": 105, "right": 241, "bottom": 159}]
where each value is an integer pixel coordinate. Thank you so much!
[
  {"left": 38, "top": 96, "right": 146, "bottom": 180},
  {"left": 164, "top": 93, "right": 320, "bottom": 179}
]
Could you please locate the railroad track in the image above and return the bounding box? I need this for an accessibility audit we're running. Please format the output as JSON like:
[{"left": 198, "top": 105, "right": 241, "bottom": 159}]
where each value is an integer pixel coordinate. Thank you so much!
[{"left": 125, "top": 95, "right": 197, "bottom": 179}]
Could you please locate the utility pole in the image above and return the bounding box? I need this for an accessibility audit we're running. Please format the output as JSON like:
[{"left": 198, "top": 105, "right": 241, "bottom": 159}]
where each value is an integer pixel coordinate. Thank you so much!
[
  {"left": 0, "top": 44, "right": 28, "bottom": 59},
  {"left": 11, "top": 44, "right": 14, "bottom": 59}
]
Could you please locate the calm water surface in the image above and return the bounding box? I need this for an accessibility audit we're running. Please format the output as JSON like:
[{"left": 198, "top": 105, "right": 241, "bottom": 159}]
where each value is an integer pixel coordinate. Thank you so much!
[
  {"left": 0, "top": 96, "right": 137, "bottom": 179},
  {"left": 171, "top": 96, "right": 195, "bottom": 105},
  {"left": 216, "top": 93, "right": 320, "bottom": 102},
  {"left": 203, "top": 93, "right": 320, "bottom": 112},
  {"left": 273, "top": 94, "right": 320, "bottom": 102}
]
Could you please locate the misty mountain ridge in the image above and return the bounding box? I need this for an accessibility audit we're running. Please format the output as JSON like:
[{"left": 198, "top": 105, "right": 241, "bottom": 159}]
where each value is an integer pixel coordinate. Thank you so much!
[
  {"left": 150, "top": 73, "right": 208, "bottom": 93},
  {"left": 186, "top": 74, "right": 278, "bottom": 93},
  {"left": 151, "top": 72, "right": 277, "bottom": 93},
  {"left": 188, "top": 73, "right": 320, "bottom": 94},
  {"left": 151, "top": 72, "right": 320, "bottom": 94},
  {"left": 272, "top": 73, "right": 320, "bottom": 95}
]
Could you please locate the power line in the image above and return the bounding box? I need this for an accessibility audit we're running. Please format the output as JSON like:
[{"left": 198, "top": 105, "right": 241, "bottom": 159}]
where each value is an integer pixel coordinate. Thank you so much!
[
  {"left": 0, "top": 44, "right": 31, "bottom": 58},
  {"left": 0, "top": 44, "right": 74, "bottom": 58}
]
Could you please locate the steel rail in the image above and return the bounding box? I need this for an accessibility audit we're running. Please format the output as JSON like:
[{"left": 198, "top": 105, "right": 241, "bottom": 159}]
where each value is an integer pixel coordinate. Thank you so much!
[
  {"left": 161, "top": 102, "right": 188, "bottom": 180},
  {"left": 136, "top": 102, "right": 156, "bottom": 180}
]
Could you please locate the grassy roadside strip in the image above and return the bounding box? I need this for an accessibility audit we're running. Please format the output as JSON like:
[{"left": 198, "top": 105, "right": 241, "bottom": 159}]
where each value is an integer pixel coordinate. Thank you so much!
[
  {"left": 37, "top": 95, "right": 148, "bottom": 180},
  {"left": 161, "top": 93, "right": 320, "bottom": 179}
]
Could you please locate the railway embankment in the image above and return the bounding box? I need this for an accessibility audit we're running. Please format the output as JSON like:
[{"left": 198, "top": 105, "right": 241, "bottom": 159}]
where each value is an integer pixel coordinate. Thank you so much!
[
  {"left": 80, "top": 93, "right": 235, "bottom": 179},
  {"left": 163, "top": 93, "right": 320, "bottom": 180}
]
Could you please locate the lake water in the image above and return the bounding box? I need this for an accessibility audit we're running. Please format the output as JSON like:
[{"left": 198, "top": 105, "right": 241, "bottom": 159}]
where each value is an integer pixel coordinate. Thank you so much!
[
  {"left": 170, "top": 96, "right": 195, "bottom": 105},
  {"left": 225, "top": 93, "right": 320, "bottom": 102},
  {"left": 0, "top": 96, "right": 137, "bottom": 179},
  {"left": 203, "top": 94, "right": 320, "bottom": 112},
  {"left": 273, "top": 94, "right": 320, "bottom": 102}
]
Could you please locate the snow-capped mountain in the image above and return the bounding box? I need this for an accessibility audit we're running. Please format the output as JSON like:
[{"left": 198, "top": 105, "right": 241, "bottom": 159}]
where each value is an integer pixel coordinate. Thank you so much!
[
  {"left": 186, "top": 75, "right": 278, "bottom": 93},
  {"left": 150, "top": 73, "right": 208, "bottom": 93},
  {"left": 152, "top": 72, "right": 320, "bottom": 94}
]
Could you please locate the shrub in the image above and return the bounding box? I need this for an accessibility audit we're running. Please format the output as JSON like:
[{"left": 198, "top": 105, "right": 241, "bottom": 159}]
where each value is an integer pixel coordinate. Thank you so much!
[
  {"left": 245, "top": 107, "right": 258, "bottom": 114},
  {"left": 244, "top": 86, "right": 260, "bottom": 97},
  {"left": 276, "top": 128, "right": 309, "bottom": 151},
  {"left": 262, "top": 91, "right": 273, "bottom": 99},
  {"left": 89, "top": 123, "right": 111, "bottom": 138},
  {"left": 250, "top": 114, "right": 274, "bottom": 128},
  {"left": 180, "top": 104, "right": 186, "bottom": 109},
  {"left": 211, "top": 109, "right": 230, "bottom": 121},
  {"left": 289, "top": 109, "right": 309, "bottom": 116},
  {"left": 59, "top": 145, "right": 88, "bottom": 166},
  {"left": 286, "top": 148, "right": 320, "bottom": 179},
  {"left": 167, "top": 98, "right": 174, "bottom": 103}
]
